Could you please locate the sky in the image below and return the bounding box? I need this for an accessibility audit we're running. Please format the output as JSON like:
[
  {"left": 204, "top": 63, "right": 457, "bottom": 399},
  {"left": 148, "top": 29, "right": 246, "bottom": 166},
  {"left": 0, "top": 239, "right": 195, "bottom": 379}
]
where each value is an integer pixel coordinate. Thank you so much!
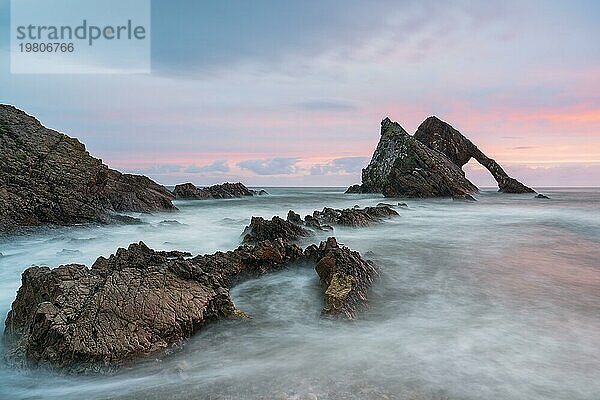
[{"left": 0, "top": 0, "right": 599, "bottom": 187}]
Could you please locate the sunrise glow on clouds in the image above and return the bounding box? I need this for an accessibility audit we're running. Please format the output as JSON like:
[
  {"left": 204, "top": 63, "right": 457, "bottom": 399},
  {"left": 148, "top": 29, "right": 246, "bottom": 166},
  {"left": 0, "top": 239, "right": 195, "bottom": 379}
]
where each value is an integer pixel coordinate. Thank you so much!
[{"left": 0, "top": 0, "right": 598, "bottom": 186}]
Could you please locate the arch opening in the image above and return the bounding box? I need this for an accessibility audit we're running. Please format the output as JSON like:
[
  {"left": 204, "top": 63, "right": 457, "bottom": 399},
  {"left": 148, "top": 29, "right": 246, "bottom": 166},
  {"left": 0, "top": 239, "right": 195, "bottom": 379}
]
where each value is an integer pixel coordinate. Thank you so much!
[{"left": 462, "top": 158, "right": 499, "bottom": 190}]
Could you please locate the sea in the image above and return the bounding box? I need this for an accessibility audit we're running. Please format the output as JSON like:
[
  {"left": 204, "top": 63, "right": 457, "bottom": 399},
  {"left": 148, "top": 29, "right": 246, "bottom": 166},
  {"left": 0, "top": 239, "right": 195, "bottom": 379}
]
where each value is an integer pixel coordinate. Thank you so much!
[{"left": 0, "top": 187, "right": 599, "bottom": 400}]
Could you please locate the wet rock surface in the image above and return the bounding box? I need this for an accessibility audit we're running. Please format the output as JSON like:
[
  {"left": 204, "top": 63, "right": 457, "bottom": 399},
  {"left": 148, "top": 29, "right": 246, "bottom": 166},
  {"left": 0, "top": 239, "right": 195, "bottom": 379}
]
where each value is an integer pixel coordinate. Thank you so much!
[
  {"left": 241, "top": 205, "right": 399, "bottom": 243},
  {"left": 241, "top": 216, "right": 311, "bottom": 244},
  {"left": 306, "top": 238, "right": 379, "bottom": 319},
  {"left": 311, "top": 205, "right": 398, "bottom": 227},
  {"left": 173, "top": 182, "right": 257, "bottom": 199},
  {"left": 347, "top": 116, "right": 534, "bottom": 197},
  {"left": 4, "top": 240, "right": 304, "bottom": 372},
  {"left": 0, "top": 105, "right": 176, "bottom": 232},
  {"left": 4, "top": 235, "right": 378, "bottom": 371}
]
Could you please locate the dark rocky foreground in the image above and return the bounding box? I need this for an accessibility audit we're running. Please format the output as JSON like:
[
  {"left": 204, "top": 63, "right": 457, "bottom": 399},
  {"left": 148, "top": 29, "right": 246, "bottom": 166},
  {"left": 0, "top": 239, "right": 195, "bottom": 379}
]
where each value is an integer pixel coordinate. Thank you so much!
[
  {"left": 173, "top": 182, "right": 264, "bottom": 199},
  {"left": 348, "top": 116, "right": 534, "bottom": 197},
  {"left": 241, "top": 205, "right": 399, "bottom": 243},
  {"left": 4, "top": 235, "right": 378, "bottom": 371},
  {"left": 0, "top": 105, "right": 176, "bottom": 232}
]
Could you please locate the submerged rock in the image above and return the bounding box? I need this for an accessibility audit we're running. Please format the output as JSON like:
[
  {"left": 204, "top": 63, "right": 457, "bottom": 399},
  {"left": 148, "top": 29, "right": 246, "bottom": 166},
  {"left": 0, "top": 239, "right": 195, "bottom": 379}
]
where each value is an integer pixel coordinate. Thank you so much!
[
  {"left": 0, "top": 105, "right": 176, "bottom": 232},
  {"left": 535, "top": 194, "right": 550, "bottom": 199},
  {"left": 347, "top": 116, "right": 535, "bottom": 197},
  {"left": 173, "top": 182, "right": 256, "bottom": 200},
  {"left": 4, "top": 240, "right": 303, "bottom": 372},
  {"left": 306, "top": 238, "right": 379, "bottom": 319}
]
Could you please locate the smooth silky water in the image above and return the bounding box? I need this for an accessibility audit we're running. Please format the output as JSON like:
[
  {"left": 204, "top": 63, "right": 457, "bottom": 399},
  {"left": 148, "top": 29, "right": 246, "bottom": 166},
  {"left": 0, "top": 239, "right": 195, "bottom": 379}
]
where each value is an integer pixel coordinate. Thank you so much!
[{"left": 0, "top": 188, "right": 598, "bottom": 399}]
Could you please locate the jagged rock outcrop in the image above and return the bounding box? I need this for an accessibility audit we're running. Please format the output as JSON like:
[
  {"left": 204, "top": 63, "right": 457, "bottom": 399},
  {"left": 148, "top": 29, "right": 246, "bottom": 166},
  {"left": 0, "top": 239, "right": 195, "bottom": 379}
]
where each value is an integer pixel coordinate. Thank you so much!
[
  {"left": 4, "top": 240, "right": 303, "bottom": 372},
  {"left": 306, "top": 238, "right": 379, "bottom": 319},
  {"left": 241, "top": 205, "right": 399, "bottom": 243},
  {"left": 349, "top": 118, "right": 478, "bottom": 197},
  {"left": 452, "top": 194, "right": 477, "bottom": 202},
  {"left": 311, "top": 205, "right": 398, "bottom": 227},
  {"left": 241, "top": 215, "right": 311, "bottom": 244},
  {"left": 347, "top": 116, "right": 534, "bottom": 197},
  {"left": 346, "top": 184, "right": 363, "bottom": 194},
  {"left": 0, "top": 105, "right": 176, "bottom": 232},
  {"left": 414, "top": 117, "right": 535, "bottom": 193},
  {"left": 173, "top": 182, "right": 257, "bottom": 199},
  {"left": 4, "top": 236, "right": 377, "bottom": 371}
]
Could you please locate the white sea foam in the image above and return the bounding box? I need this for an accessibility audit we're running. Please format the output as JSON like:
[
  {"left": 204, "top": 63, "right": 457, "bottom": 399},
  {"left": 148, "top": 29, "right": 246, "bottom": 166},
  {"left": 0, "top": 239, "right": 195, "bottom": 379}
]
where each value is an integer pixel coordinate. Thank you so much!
[{"left": 1, "top": 188, "right": 599, "bottom": 399}]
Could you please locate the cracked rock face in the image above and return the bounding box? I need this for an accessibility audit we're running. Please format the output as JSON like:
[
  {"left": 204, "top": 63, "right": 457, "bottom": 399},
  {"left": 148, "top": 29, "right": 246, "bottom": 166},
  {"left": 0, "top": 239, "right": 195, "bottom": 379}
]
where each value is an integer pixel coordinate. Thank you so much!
[
  {"left": 173, "top": 182, "right": 255, "bottom": 199},
  {"left": 4, "top": 240, "right": 304, "bottom": 372},
  {"left": 353, "top": 118, "right": 478, "bottom": 197},
  {"left": 0, "top": 105, "right": 176, "bottom": 232},
  {"left": 4, "top": 237, "right": 377, "bottom": 371},
  {"left": 241, "top": 205, "right": 400, "bottom": 244},
  {"left": 311, "top": 205, "right": 398, "bottom": 227},
  {"left": 306, "top": 238, "right": 379, "bottom": 319},
  {"left": 414, "top": 117, "right": 535, "bottom": 194},
  {"left": 347, "top": 117, "right": 534, "bottom": 197},
  {"left": 241, "top": 215, "right": 311, "bottom": 244}
]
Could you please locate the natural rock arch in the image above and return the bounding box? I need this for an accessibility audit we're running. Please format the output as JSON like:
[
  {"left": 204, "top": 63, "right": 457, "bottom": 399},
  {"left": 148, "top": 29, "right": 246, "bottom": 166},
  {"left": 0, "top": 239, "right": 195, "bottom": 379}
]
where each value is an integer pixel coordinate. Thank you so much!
[
  {"left": 347, "top": 116, "right": 535, "bottom": 197},
  {"left": 414, "top": 116, "right": 534, "bottom": 194}
]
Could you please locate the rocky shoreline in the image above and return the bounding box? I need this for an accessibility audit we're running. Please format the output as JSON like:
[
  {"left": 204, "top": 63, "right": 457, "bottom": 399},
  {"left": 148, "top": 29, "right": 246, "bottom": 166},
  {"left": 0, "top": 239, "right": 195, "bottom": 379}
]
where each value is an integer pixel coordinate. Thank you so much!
[
  {"left": 3, "top": 199, "right": 400, "bottom": 372},
  {"left": 0, "top": 105, "right": 274, "bottom": 233},
  {"left": 1, "top": 107, "right": 542, "bottom": 374},
  {"left": 0, "top": 105, "right": 177, "bottom": 233},
  {"left": 4, "top": 233, "right": 378, "bottom": 372}
]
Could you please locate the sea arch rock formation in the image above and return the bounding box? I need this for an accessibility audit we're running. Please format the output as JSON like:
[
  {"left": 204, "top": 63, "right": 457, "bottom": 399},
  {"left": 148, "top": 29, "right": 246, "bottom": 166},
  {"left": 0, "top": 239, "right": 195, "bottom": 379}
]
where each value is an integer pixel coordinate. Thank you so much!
[
  {"left": 414, "top": 116, "right": 535, "bottom": 194},
  {"left": 347, "top": 116, "right": 535, "bottom": 197}
]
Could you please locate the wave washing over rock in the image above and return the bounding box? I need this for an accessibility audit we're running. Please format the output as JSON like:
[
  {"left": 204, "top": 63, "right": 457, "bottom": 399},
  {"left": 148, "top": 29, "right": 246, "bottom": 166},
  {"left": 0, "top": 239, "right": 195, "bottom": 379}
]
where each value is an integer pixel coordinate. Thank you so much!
[
  {"left": 4, "top": 215, "right": 379, "bottom": 372},
  {"left": 347, "top": 116, "right": 535, "bottom": 197},
  {"left": 0, "top": 105, "right": 176, "bottom": 232},
  {"left": 1, "top": 187, "right": 598, "bottom": 400},
  {"left": 241, "top": 205, "right": 399, "bottom": 244},
  {"left": 1, "top": 108, "right": 593, "bottom": 400}
]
